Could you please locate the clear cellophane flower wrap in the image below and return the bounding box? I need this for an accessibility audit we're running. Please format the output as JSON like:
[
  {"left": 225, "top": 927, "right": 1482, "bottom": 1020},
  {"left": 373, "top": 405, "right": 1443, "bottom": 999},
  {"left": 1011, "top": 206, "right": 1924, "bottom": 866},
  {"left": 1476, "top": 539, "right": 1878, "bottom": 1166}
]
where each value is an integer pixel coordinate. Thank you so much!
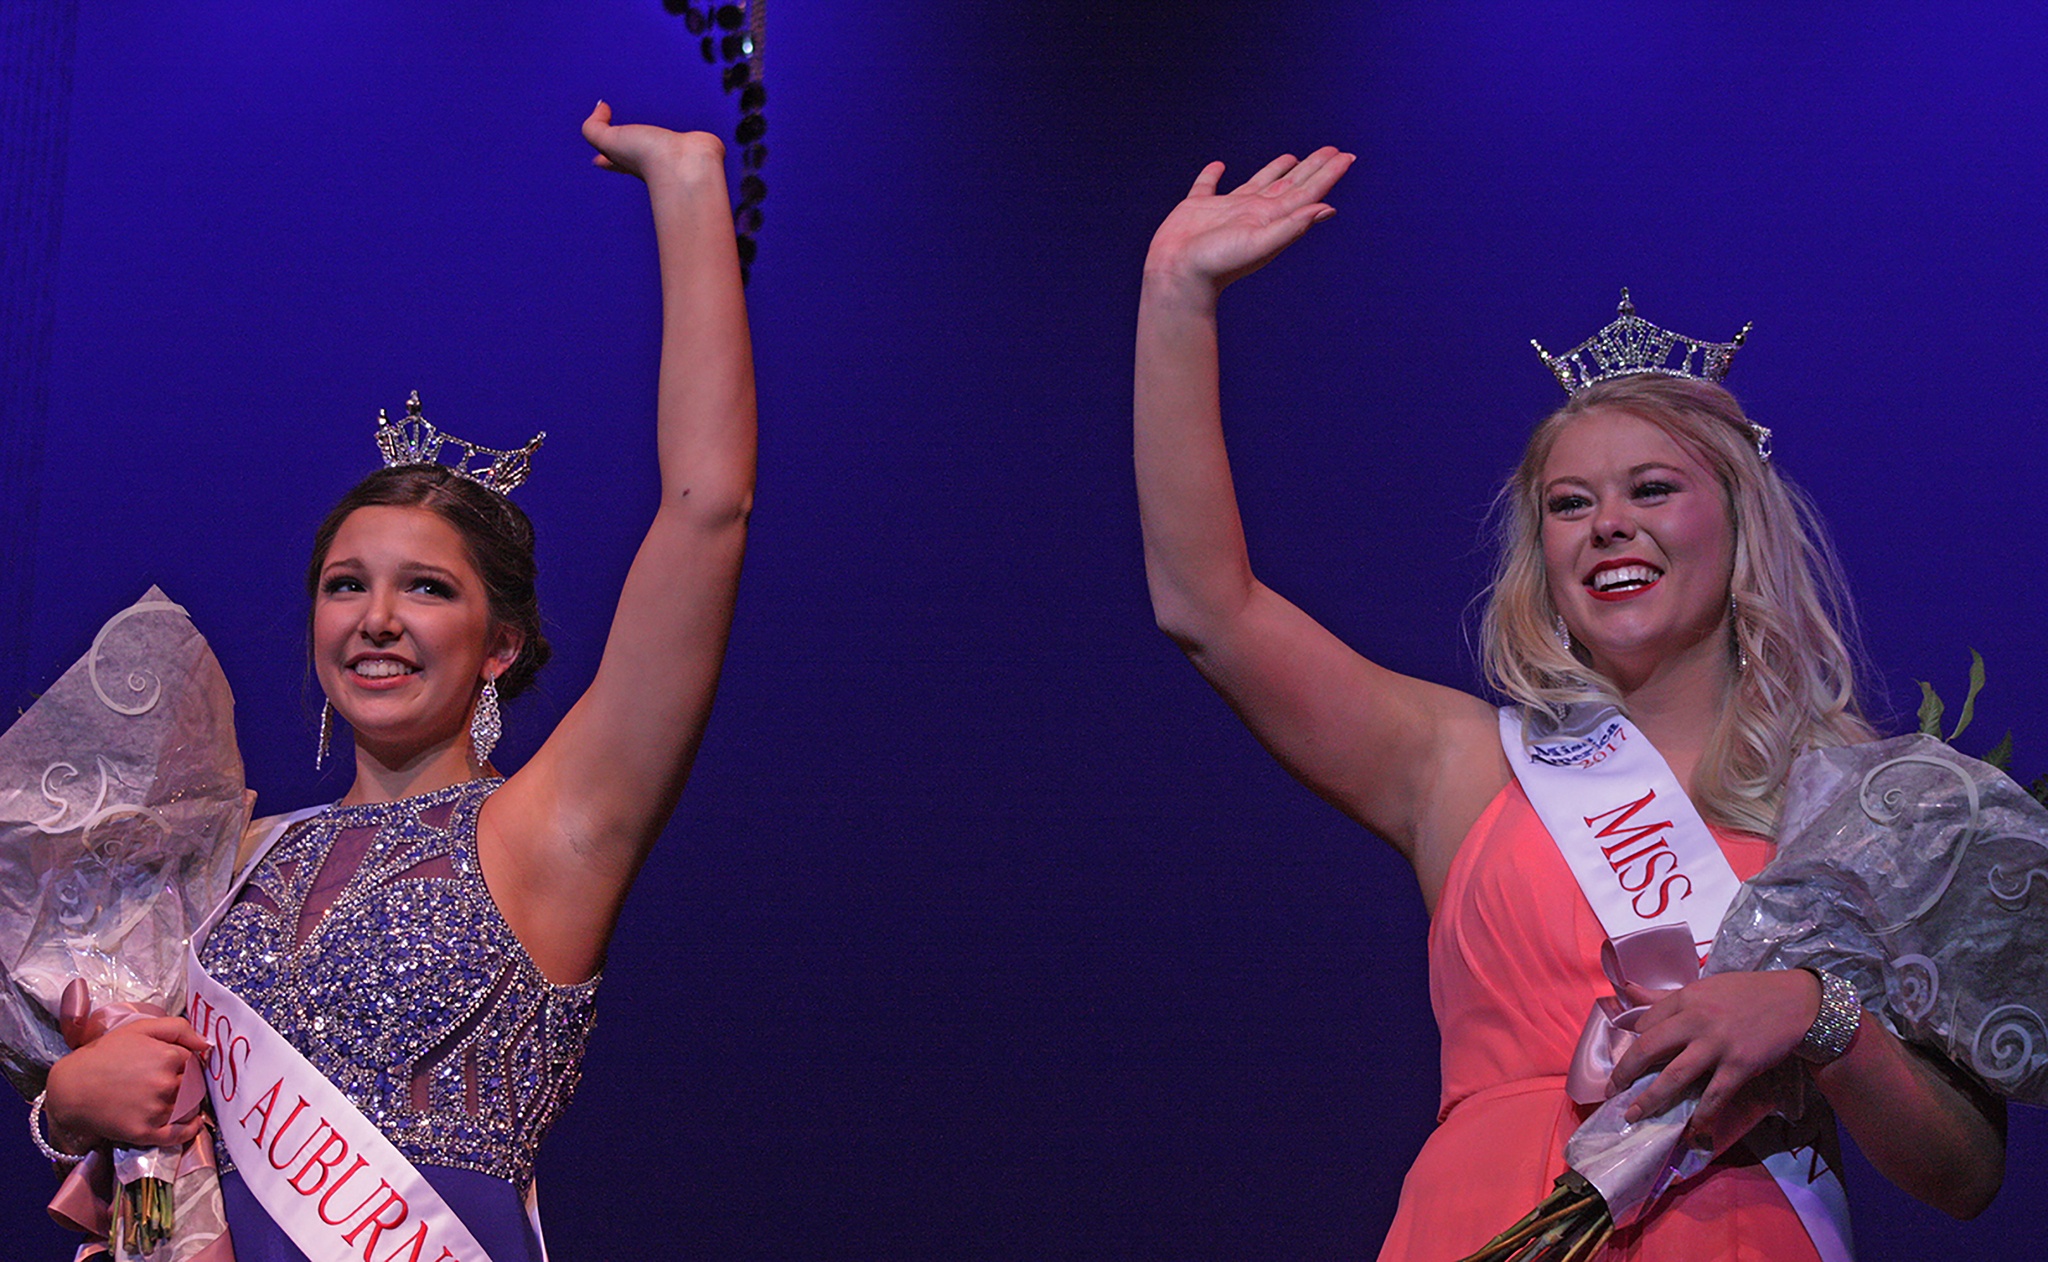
[
  {"left": 0, "top": 588, "right": 250, "bottom": 1261},
  {"left": 1460, "top": 734, "right": 2048, "bottom": 1261},
  {"left": 1710, "top": 733, "right": 2048, "bottom": 1100}
]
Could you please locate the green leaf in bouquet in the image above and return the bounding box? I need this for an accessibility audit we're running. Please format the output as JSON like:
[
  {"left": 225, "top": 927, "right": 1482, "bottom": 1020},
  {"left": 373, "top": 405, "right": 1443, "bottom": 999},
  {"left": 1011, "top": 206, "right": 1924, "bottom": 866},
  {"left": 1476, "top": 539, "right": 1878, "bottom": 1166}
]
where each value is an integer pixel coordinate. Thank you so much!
[
  {"left": 1916, "top": 680, "right": 1945, "bottom": 737},
  {"left": 1947, "top": 648, "right": 1986, "bottom": 742},
  {"left": 1984, "top": 730, "right": 2014, "bottom": 772}
]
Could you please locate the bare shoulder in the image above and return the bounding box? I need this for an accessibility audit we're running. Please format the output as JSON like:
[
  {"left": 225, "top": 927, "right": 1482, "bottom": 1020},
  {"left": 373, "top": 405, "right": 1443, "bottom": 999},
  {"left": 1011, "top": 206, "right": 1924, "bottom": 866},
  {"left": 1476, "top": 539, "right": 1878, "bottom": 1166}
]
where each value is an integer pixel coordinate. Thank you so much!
[
  {"left": 470, "top": 763, "right": 625, "bottom": 985},
  {"left": 1405, "top": 688, "right": 1513, "bottom": 914}
]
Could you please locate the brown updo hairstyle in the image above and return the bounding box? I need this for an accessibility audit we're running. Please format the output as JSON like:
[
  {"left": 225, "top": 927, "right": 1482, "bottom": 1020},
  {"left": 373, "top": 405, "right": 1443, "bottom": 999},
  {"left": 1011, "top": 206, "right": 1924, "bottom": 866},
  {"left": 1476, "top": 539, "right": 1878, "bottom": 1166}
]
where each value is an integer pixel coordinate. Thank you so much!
[{"left": 306, "top": 465, "right": 552, "bottom": 700}]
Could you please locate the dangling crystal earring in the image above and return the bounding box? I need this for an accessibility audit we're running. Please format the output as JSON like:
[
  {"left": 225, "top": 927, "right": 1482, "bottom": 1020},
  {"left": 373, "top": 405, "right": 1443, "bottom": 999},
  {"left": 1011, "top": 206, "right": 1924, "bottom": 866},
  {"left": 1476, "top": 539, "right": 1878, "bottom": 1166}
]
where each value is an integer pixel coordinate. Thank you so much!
[
  {"left": 316, "top": 700, "right": 333, "bottom": 769},
  {"left": 471, "top": 677, "right": 502, "bottom": 767},
  {"left": 1731, "top": 599, "right": 1749, "bottom": 673},
  {"left": 1554, "top": 614, "right": 1572, "bottom": 653}
]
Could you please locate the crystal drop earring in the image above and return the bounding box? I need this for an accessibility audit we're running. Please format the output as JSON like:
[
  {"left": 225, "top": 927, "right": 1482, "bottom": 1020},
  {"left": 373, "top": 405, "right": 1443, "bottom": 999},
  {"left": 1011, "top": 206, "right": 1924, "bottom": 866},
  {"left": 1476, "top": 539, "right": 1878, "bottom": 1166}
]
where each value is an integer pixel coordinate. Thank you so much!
[{"left": 471, "top": 677, "right": 502, "bottom": 767}]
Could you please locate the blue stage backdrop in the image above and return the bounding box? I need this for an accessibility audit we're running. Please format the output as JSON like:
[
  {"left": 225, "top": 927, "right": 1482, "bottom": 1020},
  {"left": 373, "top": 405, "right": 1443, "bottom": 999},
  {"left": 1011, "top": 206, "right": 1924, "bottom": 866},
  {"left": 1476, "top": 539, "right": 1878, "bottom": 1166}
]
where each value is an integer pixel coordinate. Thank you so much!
[{"left": 5, "top": 2, "right": 2048, "bottom": 1256}]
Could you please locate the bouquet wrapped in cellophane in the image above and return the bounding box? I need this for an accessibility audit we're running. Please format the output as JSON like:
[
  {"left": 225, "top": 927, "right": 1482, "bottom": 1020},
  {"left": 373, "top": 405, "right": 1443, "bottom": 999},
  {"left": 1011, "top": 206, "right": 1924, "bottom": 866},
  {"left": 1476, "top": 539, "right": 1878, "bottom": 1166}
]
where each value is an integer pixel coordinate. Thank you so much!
[
  {"left": 0, "top": 589, "right": 251, "bottom": 1261},
  {"left": 1459, "top": 733, "right": 2048, "bottom": 1261}
]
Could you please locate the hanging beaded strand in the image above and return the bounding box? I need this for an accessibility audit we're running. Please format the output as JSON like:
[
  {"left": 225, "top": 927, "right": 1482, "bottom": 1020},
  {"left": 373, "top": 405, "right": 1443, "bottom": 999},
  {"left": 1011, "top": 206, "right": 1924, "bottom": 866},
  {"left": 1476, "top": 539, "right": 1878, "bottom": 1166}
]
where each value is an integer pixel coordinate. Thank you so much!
[{"left": 663, "top": 0, "right": 768, "bottom": 286}]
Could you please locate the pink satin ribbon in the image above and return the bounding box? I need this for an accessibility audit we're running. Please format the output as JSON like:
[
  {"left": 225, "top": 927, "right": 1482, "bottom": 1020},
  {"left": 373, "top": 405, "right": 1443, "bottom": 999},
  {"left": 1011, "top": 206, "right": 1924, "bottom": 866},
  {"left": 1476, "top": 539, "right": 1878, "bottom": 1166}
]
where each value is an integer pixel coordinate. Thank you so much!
[
  {"left": 1564, "top": 924, "right": 1702, "bottom": 1105},
  {"left": 44, "top": 978, "right": 234, "bottom": 1262}
]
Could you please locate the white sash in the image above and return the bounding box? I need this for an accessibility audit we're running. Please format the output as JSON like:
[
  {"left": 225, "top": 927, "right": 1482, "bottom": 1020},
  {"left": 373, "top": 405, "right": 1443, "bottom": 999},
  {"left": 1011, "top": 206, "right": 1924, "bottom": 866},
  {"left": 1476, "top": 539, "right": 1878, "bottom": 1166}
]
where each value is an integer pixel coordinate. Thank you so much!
[
  {"left": 1500, "top": 706, "right": 1854, "bottom": 1262},
  {"left": 1499, "top": 706, "right": 1739, "bottom": 961},
  {"left": 185, "top": 807, "right": 501, "bottom": 1262}
]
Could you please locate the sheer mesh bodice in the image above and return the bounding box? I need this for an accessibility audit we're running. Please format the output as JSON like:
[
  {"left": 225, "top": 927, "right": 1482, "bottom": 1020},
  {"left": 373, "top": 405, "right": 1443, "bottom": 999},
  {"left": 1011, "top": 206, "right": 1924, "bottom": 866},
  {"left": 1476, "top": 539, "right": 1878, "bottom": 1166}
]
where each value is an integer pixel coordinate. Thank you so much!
[{"left": 200, "top": 779, "right": 599, "bottom": 1192}]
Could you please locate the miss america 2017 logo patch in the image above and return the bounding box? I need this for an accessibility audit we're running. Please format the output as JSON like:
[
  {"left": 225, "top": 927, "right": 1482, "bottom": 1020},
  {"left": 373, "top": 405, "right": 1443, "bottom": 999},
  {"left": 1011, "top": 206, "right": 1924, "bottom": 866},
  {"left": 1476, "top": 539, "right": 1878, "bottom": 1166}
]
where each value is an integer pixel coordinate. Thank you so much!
[{"left": 1528, "top": 717, "right": 1627, "bottom": 769}]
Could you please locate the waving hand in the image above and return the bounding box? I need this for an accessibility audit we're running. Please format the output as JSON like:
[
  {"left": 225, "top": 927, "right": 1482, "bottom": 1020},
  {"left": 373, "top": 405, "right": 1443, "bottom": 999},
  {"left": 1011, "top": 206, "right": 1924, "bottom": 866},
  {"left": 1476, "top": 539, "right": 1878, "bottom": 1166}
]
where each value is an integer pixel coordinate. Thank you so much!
[{"left": 1145, "top": 147, "right": 1355, "bottom": 293}]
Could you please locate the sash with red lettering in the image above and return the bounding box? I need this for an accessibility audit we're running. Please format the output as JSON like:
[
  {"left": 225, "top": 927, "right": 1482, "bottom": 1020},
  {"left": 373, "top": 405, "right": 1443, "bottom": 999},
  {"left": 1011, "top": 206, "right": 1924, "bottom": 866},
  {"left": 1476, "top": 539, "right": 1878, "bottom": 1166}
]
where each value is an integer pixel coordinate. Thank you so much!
[
  {"left": 1498, "top": 705, "right": 1739, "bottom": 960},
  {"left": 184, "top": 807, "right": 500, "bottom": 1262},
  {"left": 1499, "top": 705, "right": 1853, "bottom": 1262}
]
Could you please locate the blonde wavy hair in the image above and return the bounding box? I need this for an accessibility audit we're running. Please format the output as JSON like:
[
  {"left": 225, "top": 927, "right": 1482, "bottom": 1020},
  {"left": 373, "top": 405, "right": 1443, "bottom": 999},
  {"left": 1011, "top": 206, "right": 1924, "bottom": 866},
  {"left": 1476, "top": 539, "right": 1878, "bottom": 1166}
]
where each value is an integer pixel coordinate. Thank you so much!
[{"left": 1479, "top": 375, "right": 1874, "bottom": 835}]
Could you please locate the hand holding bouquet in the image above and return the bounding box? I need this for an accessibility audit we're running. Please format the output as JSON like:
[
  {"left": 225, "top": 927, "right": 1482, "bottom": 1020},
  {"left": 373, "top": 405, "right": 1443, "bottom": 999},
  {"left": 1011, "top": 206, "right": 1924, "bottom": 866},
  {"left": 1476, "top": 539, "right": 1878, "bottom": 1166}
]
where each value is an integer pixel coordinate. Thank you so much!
[
  {"left": 0, "top": 589, "right": 250, "bottom": 1261},
  {"left": 1459, "top": 731, "right": 2048, "bottom": 1260}
]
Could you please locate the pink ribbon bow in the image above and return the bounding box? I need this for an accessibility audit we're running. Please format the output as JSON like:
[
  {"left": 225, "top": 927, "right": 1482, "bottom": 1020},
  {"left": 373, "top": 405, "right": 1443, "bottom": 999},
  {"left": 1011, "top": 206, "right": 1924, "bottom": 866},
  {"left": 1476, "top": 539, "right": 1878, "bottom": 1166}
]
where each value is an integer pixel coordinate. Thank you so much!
[{"left": 1565, "top": 924, "right": 1702, "bottom": 1105}]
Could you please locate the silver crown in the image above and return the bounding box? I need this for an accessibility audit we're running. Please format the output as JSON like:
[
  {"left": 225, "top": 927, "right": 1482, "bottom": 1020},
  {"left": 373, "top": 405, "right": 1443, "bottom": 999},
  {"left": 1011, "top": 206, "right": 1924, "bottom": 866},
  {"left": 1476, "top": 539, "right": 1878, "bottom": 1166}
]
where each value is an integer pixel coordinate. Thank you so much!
[
  {"left": 1532, "top": 290, "right": 1771, "bottom": 460},
  {"left": 1532, "top": 289, "right": 1751, "bottom": 394},
  {"left": 374, "top": 391, "right": 545, "bottom": 494}
]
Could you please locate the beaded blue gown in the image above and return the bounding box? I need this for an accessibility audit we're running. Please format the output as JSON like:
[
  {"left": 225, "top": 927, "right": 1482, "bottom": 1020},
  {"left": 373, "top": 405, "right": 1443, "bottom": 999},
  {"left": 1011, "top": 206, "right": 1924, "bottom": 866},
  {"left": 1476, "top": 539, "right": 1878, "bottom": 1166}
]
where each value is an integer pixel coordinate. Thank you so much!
[{"left": 200, "top": 780, "right": 600, "bottom": 1261}]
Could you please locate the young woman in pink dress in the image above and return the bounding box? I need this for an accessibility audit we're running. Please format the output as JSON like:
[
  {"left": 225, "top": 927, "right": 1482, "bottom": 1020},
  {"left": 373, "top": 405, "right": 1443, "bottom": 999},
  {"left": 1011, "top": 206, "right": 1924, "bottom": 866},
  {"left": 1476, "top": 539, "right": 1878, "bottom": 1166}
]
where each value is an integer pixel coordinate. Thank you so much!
[{"left": 1133, "top": 147, "right": 2006, "bottom": 1257}]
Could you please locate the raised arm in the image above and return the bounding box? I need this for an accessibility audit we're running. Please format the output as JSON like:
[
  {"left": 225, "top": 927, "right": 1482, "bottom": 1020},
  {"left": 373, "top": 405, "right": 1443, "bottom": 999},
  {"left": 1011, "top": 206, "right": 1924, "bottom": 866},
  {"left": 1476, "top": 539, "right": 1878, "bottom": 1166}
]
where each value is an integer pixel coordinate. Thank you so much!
[
  {"left": 480, "top": 103, "right": 756, "bottom": 982},
  {"left": 1135, "top": 150, "right": 1502, "bottom": 903}
]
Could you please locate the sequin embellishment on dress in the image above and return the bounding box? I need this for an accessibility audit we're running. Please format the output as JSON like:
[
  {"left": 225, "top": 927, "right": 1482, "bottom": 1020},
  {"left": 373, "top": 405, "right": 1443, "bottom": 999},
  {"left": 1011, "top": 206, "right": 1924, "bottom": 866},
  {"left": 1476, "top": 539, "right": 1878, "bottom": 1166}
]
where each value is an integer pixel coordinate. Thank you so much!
[{"left": 201, "top": 780, "right": 599, "bottom": 1192}]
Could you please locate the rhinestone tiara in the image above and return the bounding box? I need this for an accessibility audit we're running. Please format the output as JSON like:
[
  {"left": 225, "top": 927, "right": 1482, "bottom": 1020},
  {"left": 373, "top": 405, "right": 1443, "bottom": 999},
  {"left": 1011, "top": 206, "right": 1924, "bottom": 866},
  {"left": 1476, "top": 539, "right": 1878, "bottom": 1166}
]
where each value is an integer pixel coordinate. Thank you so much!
[
  {"left": 374, "top": 391, "right": 545, "bottom": 495},
  {"left": 1532, "top": 289, "right": 1751, "bottom": 395}
]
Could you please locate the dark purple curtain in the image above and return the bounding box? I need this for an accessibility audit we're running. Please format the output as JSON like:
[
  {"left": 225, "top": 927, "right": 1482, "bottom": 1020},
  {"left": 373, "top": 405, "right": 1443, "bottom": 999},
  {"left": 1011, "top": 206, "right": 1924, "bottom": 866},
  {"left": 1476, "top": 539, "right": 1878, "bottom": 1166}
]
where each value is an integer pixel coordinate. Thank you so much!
[{"left": 5, "top": 2, "right": 2045, "bottom": 1255}]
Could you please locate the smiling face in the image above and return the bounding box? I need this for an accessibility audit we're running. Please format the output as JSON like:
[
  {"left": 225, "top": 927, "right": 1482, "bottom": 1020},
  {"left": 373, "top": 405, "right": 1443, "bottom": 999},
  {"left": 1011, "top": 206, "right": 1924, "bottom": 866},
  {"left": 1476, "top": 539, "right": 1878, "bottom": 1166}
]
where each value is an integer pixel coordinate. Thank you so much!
[
  {"left": 1539, "top": 406, "right": 1736, "bottom": 690},
  {"left": 313, "top": 505, "right": 520, "bottom": 767}
]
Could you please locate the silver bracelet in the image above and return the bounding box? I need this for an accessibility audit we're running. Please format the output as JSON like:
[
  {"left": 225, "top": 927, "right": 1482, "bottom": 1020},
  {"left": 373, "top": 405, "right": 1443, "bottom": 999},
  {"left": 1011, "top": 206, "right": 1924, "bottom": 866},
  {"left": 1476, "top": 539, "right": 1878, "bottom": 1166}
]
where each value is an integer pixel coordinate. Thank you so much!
[
  {"left": 1795, "top": 968, "right": 1863, "bottom": 1065},
  {"left": 29, "top": 1090, "right": 86, "bottom": 1166}
]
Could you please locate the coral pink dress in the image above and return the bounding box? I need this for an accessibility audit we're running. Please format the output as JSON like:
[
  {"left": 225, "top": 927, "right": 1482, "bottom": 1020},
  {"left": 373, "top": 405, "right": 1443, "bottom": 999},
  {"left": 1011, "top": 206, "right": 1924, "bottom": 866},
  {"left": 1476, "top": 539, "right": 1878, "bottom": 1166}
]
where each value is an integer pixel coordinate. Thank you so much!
[{"left": 1376, "top": 779, "right": 1827, "bottom": 1262}]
